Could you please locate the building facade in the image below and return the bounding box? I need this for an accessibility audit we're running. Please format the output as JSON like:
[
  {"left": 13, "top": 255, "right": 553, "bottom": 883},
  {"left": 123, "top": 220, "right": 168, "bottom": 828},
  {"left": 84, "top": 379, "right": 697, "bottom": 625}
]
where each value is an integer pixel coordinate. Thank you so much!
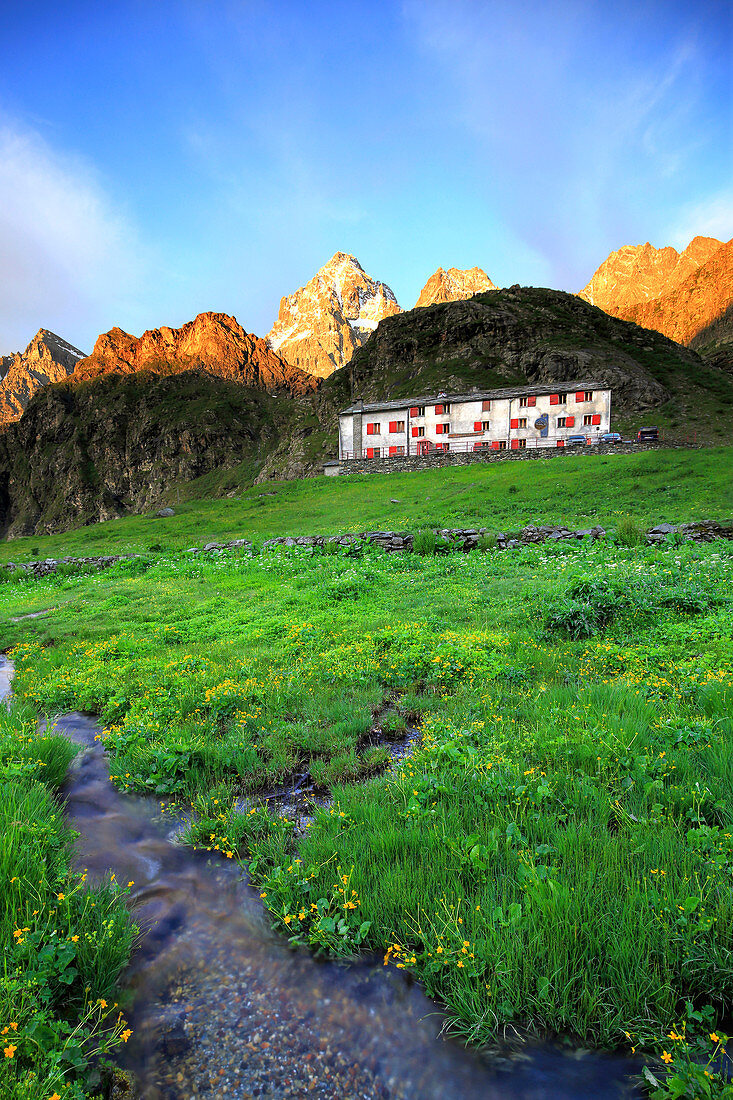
[{"left": 338, "top": 383, "right": 611, "bottom": 460}]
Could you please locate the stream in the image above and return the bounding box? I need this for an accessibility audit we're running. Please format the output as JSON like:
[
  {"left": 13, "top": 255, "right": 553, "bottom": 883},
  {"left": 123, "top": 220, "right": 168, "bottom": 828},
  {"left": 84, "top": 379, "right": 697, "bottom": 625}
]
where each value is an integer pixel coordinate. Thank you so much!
[{"left": 1, "top": 656, "right": 641, "bottom": 1099}]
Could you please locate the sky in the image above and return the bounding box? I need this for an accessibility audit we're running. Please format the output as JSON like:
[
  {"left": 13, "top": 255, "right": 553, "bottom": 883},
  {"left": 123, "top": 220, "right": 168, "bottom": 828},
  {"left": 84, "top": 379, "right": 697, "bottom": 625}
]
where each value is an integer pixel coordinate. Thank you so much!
[{"left": 0, "top": 0, "right": 731, "bottom": 355}]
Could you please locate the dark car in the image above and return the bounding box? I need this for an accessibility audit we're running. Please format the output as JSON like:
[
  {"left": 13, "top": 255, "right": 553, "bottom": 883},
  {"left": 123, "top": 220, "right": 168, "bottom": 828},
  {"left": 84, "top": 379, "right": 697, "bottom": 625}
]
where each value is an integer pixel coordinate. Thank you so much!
[
  {"left": 601, "top": 432, "right": 622, "bottom": 444},
  {"left": 566, "top": 434, "right": 588, "bottom": 447},
  {"left": 637, "top": 426, "right": 659, "bottom": 442}
]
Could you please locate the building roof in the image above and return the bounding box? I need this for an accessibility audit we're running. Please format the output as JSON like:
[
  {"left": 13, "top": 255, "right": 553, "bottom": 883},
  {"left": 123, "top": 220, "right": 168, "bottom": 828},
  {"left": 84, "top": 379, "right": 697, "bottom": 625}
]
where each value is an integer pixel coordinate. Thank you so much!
[{"left": 339, "top": 381, "right": 606, "bottom": 416}]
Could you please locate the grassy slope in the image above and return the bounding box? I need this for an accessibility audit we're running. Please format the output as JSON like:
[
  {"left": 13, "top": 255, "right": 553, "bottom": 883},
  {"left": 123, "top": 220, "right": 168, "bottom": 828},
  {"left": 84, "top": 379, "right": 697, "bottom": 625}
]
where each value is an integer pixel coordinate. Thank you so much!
[
  {"left": 1, "top": 445, "right": 731, "bottom": 565},
  {"left": 3, "top": 533, "right": 733, "bottom": 1093}
]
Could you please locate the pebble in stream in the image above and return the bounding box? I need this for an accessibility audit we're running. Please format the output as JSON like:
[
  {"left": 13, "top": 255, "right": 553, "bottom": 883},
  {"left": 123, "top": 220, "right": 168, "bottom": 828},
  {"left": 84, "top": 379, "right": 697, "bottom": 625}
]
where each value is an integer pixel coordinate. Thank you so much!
[{"left": 0, "top": 660, "right": 642, "bottom": 1100}]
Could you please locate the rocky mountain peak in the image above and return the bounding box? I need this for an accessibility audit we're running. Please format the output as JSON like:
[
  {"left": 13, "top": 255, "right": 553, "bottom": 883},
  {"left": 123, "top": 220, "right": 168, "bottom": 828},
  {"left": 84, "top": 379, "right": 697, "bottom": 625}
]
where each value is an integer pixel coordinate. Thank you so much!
[
  {"left": 579, "top": 236, "right": 722, "bottom": 312},
  {"left": 416, "top": 266, "right": 497, "bottom": 308},
  {"left": 267, "top": 254, "right": 401, "bottom": 379},
  {"left": 0, "top": 328, "right": 85, "bottom": 425},
  {"left": 72, "top": 311, "right": 318, "bottom": 395}
]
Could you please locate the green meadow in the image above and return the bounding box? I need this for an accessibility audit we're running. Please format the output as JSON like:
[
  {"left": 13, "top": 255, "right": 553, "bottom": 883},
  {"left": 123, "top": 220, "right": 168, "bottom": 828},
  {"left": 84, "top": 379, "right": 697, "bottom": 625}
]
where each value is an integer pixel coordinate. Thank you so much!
[
  {"left": 2, "top": 461, "right": 733, "bottom": 1096},
  {"left": 0, "top": 699, "right": 135, "bottom": 1099},
  {"left": 1, "top": 445, "right": 732, "bottom": 564}
]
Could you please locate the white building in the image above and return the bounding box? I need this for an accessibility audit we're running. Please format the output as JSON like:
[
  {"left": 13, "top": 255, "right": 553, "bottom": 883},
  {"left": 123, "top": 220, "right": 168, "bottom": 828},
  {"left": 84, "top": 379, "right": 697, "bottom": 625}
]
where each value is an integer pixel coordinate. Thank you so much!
[{"left": 336, "top": 382, "right": 611, "bottom": 461}]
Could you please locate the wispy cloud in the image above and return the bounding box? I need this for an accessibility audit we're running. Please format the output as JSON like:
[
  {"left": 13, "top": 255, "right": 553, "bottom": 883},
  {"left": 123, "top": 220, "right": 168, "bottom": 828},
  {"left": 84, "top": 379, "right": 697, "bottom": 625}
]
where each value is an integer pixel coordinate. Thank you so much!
[
  {"left": 402, "top": 0, "right": 727, "bottom": 288},
  {"left": 0, "top": 116, "right": 145, "bottom": 354}
]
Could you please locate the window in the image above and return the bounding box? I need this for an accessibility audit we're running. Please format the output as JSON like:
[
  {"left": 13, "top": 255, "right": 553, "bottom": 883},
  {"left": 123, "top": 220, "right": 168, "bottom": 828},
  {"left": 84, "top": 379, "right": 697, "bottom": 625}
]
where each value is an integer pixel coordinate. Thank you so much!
[
  {"left": 411, "top": 425, "right": 425, "bottom": 438},
  {"left": 436, "top": 423, "right": 450, "bottom": 435},
  {"left": 366, "top": 446, "right": 381, "bottom": 458},
  {"left": 482, "top": 420, "right": 490, "bottom": 431},
  {"left": 443, "top": 403, "right": 451, "bottom": 413},
  {"left": 517, "top": 438, "right": 527, "bottom": 449},
  {"left": 518, "top": 418, "right": 527, "bottom": 429},
  {"left": 519, "top": 397, "right": 536, "bottom": 408},
  {"left": 558, "top": 416, "right": 567, "bottom": 427},
  {"left": 366, "top": 422, "right": 380, "bottom": 435},
  {"left": 491, "top": 440, "right": 507, "bottom": 450},
  {"left": 558, "top": 393, "right": 567, "bottom": 404},
  {"left": 409, "top": 406, "right": 424, "bottom": 417},
  {"left": 388, "top": 445, "right": 405, "bottom": 456},
  {"left": 388, "top": 420, "right": 405, "bottom": 433},
  {"left": 583, "top": 414, "right": 592, "bottom": 426},
  {"left": 585, "top": 391, "right": 593, "bottom": 401},
  {"left": 519, "top": 397, "right": 528, "bottom": 407}
]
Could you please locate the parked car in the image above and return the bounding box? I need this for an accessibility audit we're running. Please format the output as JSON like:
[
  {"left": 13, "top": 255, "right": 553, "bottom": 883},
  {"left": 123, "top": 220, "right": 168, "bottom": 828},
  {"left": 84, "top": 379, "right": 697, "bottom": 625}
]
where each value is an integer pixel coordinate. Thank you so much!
[
  {"left": 637, "top": 426, "right": 659, "bottom": 442},
  {"left": 566, "top": 434, "right": 588, "bottom": 447},
  {"left": 601, "top": 432, "right": 622, "bottom": 444}
]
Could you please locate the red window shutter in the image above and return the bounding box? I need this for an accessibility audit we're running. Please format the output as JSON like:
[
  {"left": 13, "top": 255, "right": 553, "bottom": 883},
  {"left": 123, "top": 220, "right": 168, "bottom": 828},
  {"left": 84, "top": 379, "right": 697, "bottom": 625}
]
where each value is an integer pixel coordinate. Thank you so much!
[
  {"left": 510, "top": 438, "right": 519, "bottom": 450},
  {"left": 575, "top": 391, "right": 585, "bottom": 402},
  {"left": 510, "top": 417, "right": 519, "bottom": 429},
  {"left": 409, "top": 407, "right": 419, "bottom": 417},
  {"left": 566, "top": 416, "right": 575, "bottom": 428},
  {"left": 366, "top": 447, "right": 374, "bottom": 458},
  {"left": 592, "top": 414, "right": 601, "bottom": 425},
  {"left": 411, "top": 426, "right": 419, "bottom": 437},
  {"left": 435, "top": 404, "right": 444, "bottom": 414},
  {"left": 550, "top": 394, "right": 559, "bottom": 405},
  {"left": 366, "top": 423, "right": 374, "bottom": 435},
  {"left": 389, "top": 421, "right": 397, "bottom": 433},
  {"left": 474, "top": 421, "right": 482, "bottom": 432},
  {"left": 491, "top": 440, "right": 500, "bottom": 450},
  {"left": 482, "top": 399, "right": 491, "bottom": 411},
  {"left": 528, "top": 395, "right": 536, "bottom": 407},
  {"left": 557, "top": 439, "right": 565, "bottom": 448},
  {"left": 389, "top": 446, "right": 397, "bottom": 456}
]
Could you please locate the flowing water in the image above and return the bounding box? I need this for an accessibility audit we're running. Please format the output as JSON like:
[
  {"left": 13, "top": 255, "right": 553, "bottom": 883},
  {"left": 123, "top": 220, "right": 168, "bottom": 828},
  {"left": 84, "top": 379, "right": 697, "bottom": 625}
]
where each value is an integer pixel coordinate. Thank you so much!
[{"left": 1, "top": 656, "right": 641, "bottom": 1099}]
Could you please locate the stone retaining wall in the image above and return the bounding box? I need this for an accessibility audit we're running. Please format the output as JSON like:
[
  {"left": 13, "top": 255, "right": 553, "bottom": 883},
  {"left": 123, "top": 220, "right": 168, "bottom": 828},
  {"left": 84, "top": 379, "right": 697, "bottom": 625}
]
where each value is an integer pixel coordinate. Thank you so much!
[
  {"left": 332, "top": 440, "right": 677, "bottom": 477},
  {"left": 261, "top": 519, "right": 733, "bottom": 554},
  {"left": 4, "top": 520, "right": 731, "bottom": 579}
]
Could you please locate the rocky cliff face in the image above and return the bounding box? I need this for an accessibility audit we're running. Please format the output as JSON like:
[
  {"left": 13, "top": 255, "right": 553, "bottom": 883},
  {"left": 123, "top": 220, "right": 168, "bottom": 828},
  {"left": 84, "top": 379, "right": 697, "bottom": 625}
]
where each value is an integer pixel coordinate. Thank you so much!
[
  {"left": 73, "top": 312, "right": 317, "bottom": 394},
  {"left": 0, "top": 371, "right": 302, "bottom": 536},
  {"left": 618, "top": 240, "right": 733, "bottom": 367},
  {"left": 415, "top": 266, "right": 497, "bottom": 307},
  {"left": 0, "top": 329, "right": 85, "bottom": 425},
  {"left": 579, "top": 236, "right": 722, "bottom": 313},
  {"left": 267, "top": 252, "right": 401, "bottom": 379}
]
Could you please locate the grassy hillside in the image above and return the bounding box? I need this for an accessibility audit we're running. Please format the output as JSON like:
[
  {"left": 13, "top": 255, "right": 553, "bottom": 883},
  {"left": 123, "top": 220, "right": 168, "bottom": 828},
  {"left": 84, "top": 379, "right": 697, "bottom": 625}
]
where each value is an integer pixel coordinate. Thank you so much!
[{"left": 0, "top": 445, "right": 730, "bottom": 565}]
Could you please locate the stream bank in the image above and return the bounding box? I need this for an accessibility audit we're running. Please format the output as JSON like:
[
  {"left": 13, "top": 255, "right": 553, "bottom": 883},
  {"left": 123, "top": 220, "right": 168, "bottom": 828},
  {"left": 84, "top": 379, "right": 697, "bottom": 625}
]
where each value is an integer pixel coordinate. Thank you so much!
[{"left": 1, "top": 657, "right": 641, "bottom": 1099}]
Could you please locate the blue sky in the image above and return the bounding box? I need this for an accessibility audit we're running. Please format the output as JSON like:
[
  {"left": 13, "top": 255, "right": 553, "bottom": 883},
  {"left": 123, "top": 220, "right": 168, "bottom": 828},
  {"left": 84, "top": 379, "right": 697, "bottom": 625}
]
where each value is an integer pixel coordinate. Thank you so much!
[{"left": 0, "top": 0, "right": 730, "bottom": 354}]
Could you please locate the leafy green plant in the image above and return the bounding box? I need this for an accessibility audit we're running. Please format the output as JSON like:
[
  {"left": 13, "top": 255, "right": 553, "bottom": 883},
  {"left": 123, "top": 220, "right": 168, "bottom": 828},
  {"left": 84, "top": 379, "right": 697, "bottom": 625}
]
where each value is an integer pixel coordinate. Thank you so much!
[
  {"left": 412, "top": 528, "right": 437, "bottom": 555},
  {"left": 616, "top": 515, "right": 644, "bottom": 546}
]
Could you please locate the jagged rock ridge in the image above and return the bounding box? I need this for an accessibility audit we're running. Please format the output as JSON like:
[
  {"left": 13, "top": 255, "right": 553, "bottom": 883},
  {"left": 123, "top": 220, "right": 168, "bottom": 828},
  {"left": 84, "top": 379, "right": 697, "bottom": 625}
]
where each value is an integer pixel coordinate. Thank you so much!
[
  {"left": 73, "top": 311, "right": 317, "bottom": 395},
  {"left": 615, "top": 240, "right": 733, "bottom": 368},
  {"left": 267, "top": 252, "right": 401, "bottom": 379},
  {"left": 579, "top": 236, "right": 722, "bottom": 311},
  {"left": 416, "top": 266, "right": 497, "bottom": 307},
  {"left": 0, "top": 329, "right": 85, "bottom": 425}
]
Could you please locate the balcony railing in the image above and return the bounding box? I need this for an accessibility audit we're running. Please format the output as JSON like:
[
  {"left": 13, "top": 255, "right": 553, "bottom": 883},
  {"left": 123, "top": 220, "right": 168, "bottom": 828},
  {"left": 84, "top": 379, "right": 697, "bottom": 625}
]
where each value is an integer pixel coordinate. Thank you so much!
[{"left": 339, "top": 435, "right": 613, "bottom": 460}]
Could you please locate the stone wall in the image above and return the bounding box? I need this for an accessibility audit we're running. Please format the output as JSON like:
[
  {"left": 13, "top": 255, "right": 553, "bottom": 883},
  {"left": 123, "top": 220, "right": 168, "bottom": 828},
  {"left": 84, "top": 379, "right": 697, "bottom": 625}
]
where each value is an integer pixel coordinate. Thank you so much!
[
  {"left": 330, "top": 440, "right": 678, "bottom": 477},
  {"left": 262, "top": 519, "right": 732, "bottom": 554},
  {"left": 4, "top": 520, "right": 731, "bottom": 580}
]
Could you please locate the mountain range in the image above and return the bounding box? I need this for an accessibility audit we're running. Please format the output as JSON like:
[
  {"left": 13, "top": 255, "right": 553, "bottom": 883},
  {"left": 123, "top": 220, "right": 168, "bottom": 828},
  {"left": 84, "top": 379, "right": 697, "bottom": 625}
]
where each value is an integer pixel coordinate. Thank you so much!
[{"left": 0, "top": 236, "right": 731, "bottom": 537}]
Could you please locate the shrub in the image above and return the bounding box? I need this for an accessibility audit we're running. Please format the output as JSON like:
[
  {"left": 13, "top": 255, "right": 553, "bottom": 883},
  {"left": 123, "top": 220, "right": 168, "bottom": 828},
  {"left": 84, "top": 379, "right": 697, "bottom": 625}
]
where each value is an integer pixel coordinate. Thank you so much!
[
  {"left": 616, "top": 515, "right": 644, "bottom": 546},
  {"left": 412, "top": 528, "right": 437, "bottom": 556},
  {"left": 477, "top": 533, "right": 496, "bottom": 551}
]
